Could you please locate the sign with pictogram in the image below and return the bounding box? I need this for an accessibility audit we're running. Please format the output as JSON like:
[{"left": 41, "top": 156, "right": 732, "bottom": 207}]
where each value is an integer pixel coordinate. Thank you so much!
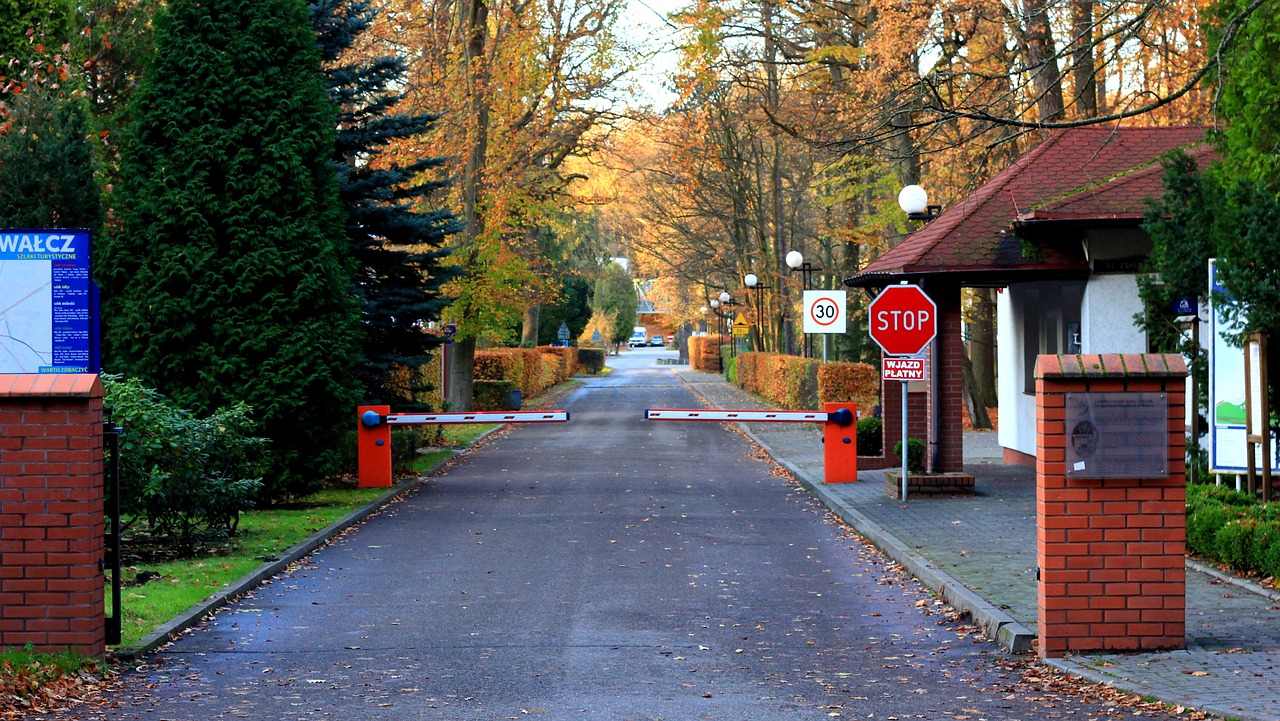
[
  {"left": 882, "top": 356, "right": 927, "bottom": 381},
  {"left": 732, "top": 315, "right": 749, "bottom": 337},
  {"left": 868, "top": 284, "right": 937, "bottom": 356},
  {"left": 803, "top": 290, "right": 847, "bottom": 334}
]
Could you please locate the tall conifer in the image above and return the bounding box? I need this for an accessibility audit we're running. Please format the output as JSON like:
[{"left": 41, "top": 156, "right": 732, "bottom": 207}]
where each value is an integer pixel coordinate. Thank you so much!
[
  {"left": 99, "top": 0, "right": 360, "bottom": 498},
  {"left": 310, "top": 0, "right": 460, "bottom": 406}
]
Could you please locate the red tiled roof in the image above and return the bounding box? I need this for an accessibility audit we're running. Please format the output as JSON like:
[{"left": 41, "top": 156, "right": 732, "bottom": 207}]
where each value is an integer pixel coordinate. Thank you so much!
[{"left": 845, "top": 126, "right": 1211, "bottom": 287}]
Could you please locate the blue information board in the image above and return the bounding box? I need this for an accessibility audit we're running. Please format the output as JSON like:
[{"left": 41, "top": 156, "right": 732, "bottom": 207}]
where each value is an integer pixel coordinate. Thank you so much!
[{"left": 0, "top": 229, "right": 99, "bottom": 374}]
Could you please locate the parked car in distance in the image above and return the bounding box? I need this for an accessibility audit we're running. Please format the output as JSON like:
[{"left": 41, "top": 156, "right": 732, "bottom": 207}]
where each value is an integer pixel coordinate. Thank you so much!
[
  {"left": 649, "top": 334, "right": 665, "bottom": 346},
  {"left": 628, "top": 328, "right": 648, "bottom": 348}
]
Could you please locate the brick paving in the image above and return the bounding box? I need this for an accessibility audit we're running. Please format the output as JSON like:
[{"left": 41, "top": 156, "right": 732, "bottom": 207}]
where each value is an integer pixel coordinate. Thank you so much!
[{"left": 675, "top": 368, "right": 1280, "bottom": 721}]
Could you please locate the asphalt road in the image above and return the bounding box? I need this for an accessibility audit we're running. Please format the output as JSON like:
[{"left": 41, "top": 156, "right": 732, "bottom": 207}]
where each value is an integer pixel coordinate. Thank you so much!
[{"left": 46, "top": 349, "right": 1182, "bottom": 720}]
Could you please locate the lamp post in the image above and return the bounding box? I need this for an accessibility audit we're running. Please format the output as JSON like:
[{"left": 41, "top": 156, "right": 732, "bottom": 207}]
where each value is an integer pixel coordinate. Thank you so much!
[
  {"left": 743, "top": 273, "right": 771, "bottom": 352},
  {"left": 786, "top": 251, "right": 823, "bottom": 358},
  {"left": 898, "top": 184, "right": 940, "bottom": 222}
]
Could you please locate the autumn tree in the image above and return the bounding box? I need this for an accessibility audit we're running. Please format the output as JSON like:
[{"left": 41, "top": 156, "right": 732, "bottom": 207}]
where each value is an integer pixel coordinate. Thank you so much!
[
  {"left": 100, "top": 0, "right": 361, "bottom": 499},
  {"left": 363, "top": 0, "right": 629, "bottom": 409},
  {"left": 0, "top": 48, "right": 101, "bottom": 230}
]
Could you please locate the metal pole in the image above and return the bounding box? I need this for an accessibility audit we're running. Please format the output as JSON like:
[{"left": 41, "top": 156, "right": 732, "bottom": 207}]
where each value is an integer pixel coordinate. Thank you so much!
[{"left": 901, "top": 380, "right": 909, "bottom": 502}]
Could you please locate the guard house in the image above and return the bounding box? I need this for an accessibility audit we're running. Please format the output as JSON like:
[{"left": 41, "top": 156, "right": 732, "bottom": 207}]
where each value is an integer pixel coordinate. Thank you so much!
[{"left": 844, "top": 126, "right": 1212, "bottom": 471}]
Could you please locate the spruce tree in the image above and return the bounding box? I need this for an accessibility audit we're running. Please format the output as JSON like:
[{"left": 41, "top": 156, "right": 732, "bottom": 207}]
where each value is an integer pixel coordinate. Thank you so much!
[
  {"left": 99, "top": 0, "right": 361, "bottom": 499},
  {"left": 310, "top": 0, "right": 460, "bottom": 406}
]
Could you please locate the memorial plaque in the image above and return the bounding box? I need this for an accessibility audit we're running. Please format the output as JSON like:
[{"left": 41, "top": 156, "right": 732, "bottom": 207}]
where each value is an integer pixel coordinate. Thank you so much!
[{"left": 1064, "top": 392, "right": 1168, "bottom": 479}]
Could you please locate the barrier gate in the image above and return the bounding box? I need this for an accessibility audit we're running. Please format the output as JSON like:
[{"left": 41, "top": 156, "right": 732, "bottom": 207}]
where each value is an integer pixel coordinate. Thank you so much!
[
  {"left": 644, "top": 402, "right": 858, "bottom": 484},
  {"left": 357, "top": 405, "right": 571, "bottom": 487}
]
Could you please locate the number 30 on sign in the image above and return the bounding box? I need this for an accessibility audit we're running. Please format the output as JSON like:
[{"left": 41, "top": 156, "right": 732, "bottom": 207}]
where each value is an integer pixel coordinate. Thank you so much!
[{"left": 803, "top": 290, "right": 847, "bottom": 334}]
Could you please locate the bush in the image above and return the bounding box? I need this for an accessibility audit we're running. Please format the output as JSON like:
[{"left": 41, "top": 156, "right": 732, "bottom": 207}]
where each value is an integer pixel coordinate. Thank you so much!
[
  {"left": 103, "top": 374, "right": 265, "bottom": 552},
  {"left": 538, "top": 345, "right": 576, "bottom": 380},
  {"left": 892, "top": 438, "right": 926, "bottom": 473},
  {"left": 687, "top": 335, "right": 725, "bottom": 371},
  {"left": 818, "top": 361, "right": 879, "bottom": 411},
  {"left": 1216, "top": 518, "right": 1260, "bottom": 570},
  {"left": 473, "top": 379, "right": 518, "bottom": 410},
  {"left": 1187, "top": 501, "right": 1238, "bottom": 557},
  {"left": 1185, "top": 482, "right": 1280, "bottom": 578},
  {"left": 735, "top": 352, "right": 820, "bottom": 408},
  {"left": 857, "top": 417, "right": 883, "bottom": 456},
  {"left": 577, "top": 348, "right": 606, "bottom": 374}
]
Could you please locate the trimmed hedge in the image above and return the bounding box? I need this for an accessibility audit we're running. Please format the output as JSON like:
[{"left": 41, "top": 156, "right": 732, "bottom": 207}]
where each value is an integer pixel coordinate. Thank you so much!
[
  {"left": 577, "top": 348, "right": 606, "bottom": 374},
  {"left": 735, "top": 352, "right": 820, "bottom": 408},
  {"left": 733, "top": 353, "right": 881, "bottom": 415},
  {"left": 688, "top": 334, "right": 727, "bottom": 371},
  {"left": 1186, "top": 483, "right": 1280, "bottom": 581},
  {"left": 819, "top": 361, "right": 879, "bottom": 412},
  {"left": 538, "top": 345, "right": 576, "bottom": 381},
  {"left": 474, "top": 379, "right": 518, "bottom": 410},
  {"left": 475, "top": 347, "right": 559, "bottom": 397}
]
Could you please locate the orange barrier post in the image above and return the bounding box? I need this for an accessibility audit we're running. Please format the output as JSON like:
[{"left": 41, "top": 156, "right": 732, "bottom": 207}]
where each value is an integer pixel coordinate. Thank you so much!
[
  {"left": 822, "top": 402, "right": 858, "bottom": 483},
  {"left": 357, "top": 405, "right": 392, "bottom": 488}
]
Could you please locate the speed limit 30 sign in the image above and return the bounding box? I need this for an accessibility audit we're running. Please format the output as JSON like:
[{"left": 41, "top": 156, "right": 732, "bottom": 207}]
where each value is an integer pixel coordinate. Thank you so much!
[{"left": 802, "top": 290, "right": 847, "bottom": 334}]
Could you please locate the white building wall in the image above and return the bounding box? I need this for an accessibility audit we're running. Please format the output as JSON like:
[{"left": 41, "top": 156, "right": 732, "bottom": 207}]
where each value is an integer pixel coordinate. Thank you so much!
[
  {"left": 997, "top": 287, "right": 1038, "bottom": 458},
  {"left": 1080, "top": 274, "right": 1147, "bottom": 353}
]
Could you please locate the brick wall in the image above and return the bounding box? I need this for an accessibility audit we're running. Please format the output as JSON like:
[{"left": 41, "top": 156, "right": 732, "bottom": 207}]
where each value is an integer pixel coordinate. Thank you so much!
[
  {"left": 929, "top": 283, "right": 964, "bottom": 473},
  {"left": 1035, "top": 354, "right": 1186, "bottom": 658},
  {"left": 0, "top": 374, "right": 105, "bottom": 658},
  {"left": 858, "top": 382, "right": 927, "bottom": 470}
]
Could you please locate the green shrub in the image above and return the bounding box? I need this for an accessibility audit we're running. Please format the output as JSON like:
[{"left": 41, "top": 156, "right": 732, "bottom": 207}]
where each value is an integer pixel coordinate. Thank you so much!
[
  {"left": 892, "top": 438, "right": 926, "bottom": 473},
  {"left": 857, "top": 417, "right": 883, "bottom": 456},
  {"left": 1215, "top": 518, "right": 1260, "bottom": 570},
  {"left": 1187, "top": 501, "right": 1238, "bottom": 557},
  {"left": 1261, "top": 535, "right": 1280, "bottom": 580},
  {"left": 103, "top": 374, "right": 265, "bottom": 552},
  {"left": 1254, "top": 519, "right": 1280, "bottom": 580},
  {"left": 576, "top": 348, "right": 606, "bottom": 374}
]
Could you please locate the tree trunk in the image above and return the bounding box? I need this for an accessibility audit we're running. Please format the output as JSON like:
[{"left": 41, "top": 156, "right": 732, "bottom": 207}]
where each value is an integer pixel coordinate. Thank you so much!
[
  {"left": 449, "top": 0, "right": 489, "bottom": 412},
  {"left": 971, "top": 288, "right": 998, "bottom": 408},
  {"left": 445, "top": 335, "right": 476, "bottom": 412},
  {"left": 1071, "top": 0, "right": 1098, "bottom": 118},
  {"left": 961, "top": 352, "right": 993, "bottom": 430},
  {"left": 521, "top": 304, "right": 540, "bottom": 346},
  {"left": 1021, "top": 0, "right": 1066, "bottom": 122}
]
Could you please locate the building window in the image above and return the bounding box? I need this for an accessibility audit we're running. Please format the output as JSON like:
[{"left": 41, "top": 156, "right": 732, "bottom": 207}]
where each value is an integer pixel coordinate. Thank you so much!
[{"left": 1021, "top": 281, "right": 1085, "bottom": 394}]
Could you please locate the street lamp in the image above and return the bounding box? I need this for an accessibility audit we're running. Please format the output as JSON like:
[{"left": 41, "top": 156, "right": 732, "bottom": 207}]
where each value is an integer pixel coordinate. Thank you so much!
[
  {"left": 898, "top": 184, "right": 940, "bottom": 222},
  {"left": 786, "top": 251, "right": 824, "bottom": 358},
  {"left": 743, "top": 273, "right": 771, "bottom": 351}
]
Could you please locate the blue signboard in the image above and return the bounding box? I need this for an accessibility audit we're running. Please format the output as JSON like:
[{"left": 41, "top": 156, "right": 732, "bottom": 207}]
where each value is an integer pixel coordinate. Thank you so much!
[{"left": 0, "top": 229, "right": 99, "bottom": 374}]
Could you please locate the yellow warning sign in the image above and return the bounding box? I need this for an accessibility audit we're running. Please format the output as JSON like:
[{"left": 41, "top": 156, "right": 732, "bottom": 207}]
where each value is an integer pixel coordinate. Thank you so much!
[{"left": 732, "top": 315, "right": 750, "bottom": 337}]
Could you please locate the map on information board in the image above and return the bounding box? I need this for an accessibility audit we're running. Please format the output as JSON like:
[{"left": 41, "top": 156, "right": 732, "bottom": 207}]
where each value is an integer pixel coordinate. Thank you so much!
[{"left": 0, "top": 229, "right": 98, "bottom": 374}]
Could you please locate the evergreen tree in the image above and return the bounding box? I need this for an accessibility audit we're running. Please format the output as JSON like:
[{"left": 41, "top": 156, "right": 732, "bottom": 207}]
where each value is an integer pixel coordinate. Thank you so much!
[
  {"left": 310, "top": 0, "right": 460, "bottom": 407},
  {"left": 99, "top": 0, "right": 361, "bottom": 499}
]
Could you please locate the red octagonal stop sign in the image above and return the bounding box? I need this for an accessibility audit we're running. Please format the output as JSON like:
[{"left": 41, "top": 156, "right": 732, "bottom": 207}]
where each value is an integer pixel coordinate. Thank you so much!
[{"left": 868, "top": 284, "right": 937, "bottom": 356}]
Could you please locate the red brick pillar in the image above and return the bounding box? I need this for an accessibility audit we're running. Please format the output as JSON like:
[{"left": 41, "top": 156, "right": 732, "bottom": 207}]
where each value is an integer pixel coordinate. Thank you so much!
[
  {"left": 928, "top": 282, "right": 965, "bottom": 473},
  {"left": 1035, "top": 354, "right": 1186, "bottom": 658},
  {"left": 0, "top": 374, "right": 106, "bottom": 658}
]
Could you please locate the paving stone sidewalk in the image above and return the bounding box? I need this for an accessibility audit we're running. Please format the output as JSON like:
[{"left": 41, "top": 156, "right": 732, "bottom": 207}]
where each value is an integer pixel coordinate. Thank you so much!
[{"left": 674, "top": 368, "right": 1280, "bottom": 721}]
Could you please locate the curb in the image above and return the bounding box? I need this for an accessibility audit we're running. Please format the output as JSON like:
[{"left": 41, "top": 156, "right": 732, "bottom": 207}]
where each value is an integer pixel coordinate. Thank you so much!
[{"left": 675, "top": 374, "right": 1036, "bottom": 654}]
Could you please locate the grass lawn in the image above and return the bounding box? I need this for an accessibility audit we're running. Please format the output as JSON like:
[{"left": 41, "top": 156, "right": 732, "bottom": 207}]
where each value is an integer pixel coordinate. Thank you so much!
[{"left": 110, "top": 486, "right": 391, "bottom": 647}]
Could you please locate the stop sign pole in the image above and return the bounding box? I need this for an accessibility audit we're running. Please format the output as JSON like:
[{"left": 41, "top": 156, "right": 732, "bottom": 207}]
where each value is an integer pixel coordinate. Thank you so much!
[{"left": 868, "top": 283, "right": 938, "bottom": 501}]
